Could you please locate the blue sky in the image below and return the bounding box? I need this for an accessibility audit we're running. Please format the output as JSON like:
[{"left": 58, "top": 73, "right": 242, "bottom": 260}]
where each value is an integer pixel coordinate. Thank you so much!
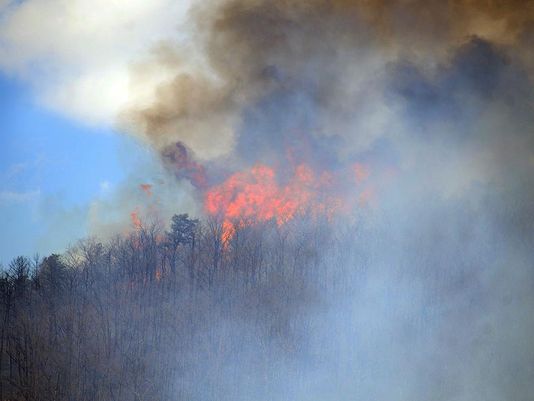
[
  {"left": 0, "top": 0, "right": 199, "bottom": 269},
  {"left": 0, "top": 72, "right": 148, "bottom": 265}
]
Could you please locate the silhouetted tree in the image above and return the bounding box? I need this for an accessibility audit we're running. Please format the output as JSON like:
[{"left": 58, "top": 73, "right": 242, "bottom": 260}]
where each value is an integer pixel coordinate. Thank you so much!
[{"left": 0, "top": 212, "right": 352, "bottom": 401}]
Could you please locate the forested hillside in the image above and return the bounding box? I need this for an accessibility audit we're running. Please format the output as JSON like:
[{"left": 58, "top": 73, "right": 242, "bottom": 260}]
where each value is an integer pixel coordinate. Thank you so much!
[
  {"left": 1, "top": 214, "right": 364, "bottom": 401},
  {"left": 2, "top": 204, "right": 533, "bottom": 401}
]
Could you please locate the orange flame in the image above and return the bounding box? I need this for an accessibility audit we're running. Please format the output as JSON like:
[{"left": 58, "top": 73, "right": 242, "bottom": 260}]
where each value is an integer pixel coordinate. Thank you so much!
[
  {"left": 130, "top": 209, "right": 142, "bottom": 230},
  {"left": 140, "top": 183, "right": 153, "bottom": 197},
  {"left": 205, "top": 164, "right": 350, "bottom": 243}
]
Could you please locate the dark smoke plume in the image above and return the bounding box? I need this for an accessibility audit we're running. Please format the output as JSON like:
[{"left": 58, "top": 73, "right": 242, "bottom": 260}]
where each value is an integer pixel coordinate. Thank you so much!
[
  {"left": 124, "top": 0, "right": 534, "bottom": 170},
  {"left": 117, "top": 1, "right": 534, "bottom": 400}
]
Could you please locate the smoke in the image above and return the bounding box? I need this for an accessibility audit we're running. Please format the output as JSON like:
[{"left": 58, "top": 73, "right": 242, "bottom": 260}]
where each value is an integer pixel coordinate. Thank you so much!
[
  {"left": 120, "top": 1, "right": 534, "bottom": 400},
  {"left": 2, "top": 0, "right": 534, "bottom": 399},
  {"left": 120, "top": 0, "right": 534, "bottom": 248},
  {"left": 122, "top": 0, "right": 534, "bottom": 166}
]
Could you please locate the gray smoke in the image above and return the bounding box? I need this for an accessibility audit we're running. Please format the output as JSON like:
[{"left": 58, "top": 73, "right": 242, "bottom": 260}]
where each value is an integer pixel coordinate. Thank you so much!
[{"left": 118, "top": 1, "right": 534, "bottom": 400}]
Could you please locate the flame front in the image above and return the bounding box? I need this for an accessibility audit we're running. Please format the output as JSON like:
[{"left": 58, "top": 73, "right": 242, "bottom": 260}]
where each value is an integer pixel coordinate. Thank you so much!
[
  {"left": 204, "top": 163, "right": 359, "bottom": 243},
  {"left": 128, "top": 158, "right": 375, "bottom": 244}
]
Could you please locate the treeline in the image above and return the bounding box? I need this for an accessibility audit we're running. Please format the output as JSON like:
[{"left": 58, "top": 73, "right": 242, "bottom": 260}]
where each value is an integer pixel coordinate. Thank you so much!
[{"left": 0, "top": 213, "right": 363, "bottom": 401}]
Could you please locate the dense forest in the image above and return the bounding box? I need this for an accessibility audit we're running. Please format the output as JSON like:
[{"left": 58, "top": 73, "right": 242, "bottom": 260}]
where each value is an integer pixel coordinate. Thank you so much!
[
  {"left": 0, "top": 213, "right": 367, "bottom": 401},
  {"left": 2, "top": 208, "right": 533, "bottom": 401}
]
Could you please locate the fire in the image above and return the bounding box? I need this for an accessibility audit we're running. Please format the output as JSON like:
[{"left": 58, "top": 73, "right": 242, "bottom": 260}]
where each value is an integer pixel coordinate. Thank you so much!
[
  {"left": 140, "top": 183, "right": 153, "bottom": 197},
  {"left": 130, "top": 209, "right": 142, "bottom": 230},
  {"left": 127, "top": 154, "right": 376, "bottom": 245},
  {"left": 204, "top": 163, "right": 350, "bottom": 243}
]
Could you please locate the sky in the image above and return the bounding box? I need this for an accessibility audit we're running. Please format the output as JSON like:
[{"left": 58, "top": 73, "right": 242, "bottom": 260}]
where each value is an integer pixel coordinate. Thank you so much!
[
  {"left": 0, "top": 71, "right": 153, "bottom": 264},
  {"left": 0, "top": 0, "right": 195, "bottom": 264}
]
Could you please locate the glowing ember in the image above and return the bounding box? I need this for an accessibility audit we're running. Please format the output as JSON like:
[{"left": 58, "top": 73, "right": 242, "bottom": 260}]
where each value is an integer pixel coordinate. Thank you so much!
[
  {"left": 140, "top": 183, "right": 153, "bottom": 197},
  {"left": 130, "top": 209, "right": 142, "bottom": 230}
]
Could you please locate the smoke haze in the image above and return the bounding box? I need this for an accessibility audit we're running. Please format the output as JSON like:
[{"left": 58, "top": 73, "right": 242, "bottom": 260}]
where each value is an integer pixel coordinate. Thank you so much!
[
  {"left": 128, "top": 2, "right": 534, "bottom": 398},
  {"left": 1, "top": 0, "right": 534, "bottom": 400},
  {"left": 125, "top": 1, "right": 534, "bottom": 397}
]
